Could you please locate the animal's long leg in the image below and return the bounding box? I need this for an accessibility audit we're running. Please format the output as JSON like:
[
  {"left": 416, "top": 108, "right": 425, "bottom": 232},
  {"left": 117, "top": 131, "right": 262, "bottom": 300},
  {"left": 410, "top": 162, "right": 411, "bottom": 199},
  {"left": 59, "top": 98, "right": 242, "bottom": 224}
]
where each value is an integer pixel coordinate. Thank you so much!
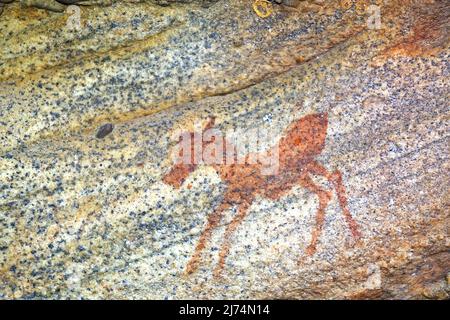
[
  {"left": 185, "top": 199, "right": 232, "bottom": 275},
  {"left": 213, "top": 200, "right": 252, "bottom": 278},
  {"left": 298, "top": 173, "right": 332, "bottom": 255},
  {"left": 308, "top": 161, "right": 361, "bottom": 239}
]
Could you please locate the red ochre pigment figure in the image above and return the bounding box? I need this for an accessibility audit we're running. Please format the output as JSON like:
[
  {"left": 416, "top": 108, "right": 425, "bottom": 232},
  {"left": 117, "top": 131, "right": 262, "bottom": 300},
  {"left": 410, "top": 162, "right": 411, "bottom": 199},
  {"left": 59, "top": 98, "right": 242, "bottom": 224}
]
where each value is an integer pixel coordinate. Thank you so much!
[{"left": 163, "top": 112, "right": 361, "bottom": 277}]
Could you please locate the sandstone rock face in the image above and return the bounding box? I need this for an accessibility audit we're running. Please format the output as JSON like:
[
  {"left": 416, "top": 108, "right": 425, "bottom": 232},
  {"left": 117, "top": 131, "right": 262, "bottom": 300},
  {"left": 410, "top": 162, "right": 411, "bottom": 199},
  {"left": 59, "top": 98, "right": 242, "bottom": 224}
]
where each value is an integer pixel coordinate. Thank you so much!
[{"left": 0, "top": 0, "right": 448, "bottom": 299}]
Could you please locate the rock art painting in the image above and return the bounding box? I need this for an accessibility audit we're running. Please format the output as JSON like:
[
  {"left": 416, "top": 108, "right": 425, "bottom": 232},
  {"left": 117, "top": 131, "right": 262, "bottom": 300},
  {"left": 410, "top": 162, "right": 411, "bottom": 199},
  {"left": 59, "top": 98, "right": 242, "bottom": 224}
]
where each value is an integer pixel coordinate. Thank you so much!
[
  {"left": 0, "top": 0, "right": 448, "bottom": 301},
  {"left": 163, "top": 112, "right": 361, "bottom": 277}
]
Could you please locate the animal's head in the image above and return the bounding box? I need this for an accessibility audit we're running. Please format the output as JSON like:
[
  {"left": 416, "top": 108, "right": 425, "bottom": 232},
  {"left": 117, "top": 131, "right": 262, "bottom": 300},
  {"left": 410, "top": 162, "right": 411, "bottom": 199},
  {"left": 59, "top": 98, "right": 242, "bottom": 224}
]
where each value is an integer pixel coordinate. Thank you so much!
[{"left": 162, "top": 117, "right": 216, "bottom": 189}]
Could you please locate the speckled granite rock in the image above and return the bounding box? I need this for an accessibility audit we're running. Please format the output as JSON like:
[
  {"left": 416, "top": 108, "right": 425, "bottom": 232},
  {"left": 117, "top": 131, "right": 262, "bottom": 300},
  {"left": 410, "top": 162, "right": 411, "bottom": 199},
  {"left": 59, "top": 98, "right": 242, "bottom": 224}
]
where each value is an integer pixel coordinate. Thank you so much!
[{"left": 0, "top": 0, "right": 449, "bottom": 299}]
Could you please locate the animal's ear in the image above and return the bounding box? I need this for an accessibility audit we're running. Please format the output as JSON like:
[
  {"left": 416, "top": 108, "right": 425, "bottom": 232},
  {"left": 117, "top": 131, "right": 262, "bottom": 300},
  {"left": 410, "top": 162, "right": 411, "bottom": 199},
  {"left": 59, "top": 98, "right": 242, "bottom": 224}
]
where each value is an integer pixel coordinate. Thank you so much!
[{"left": 204, "top": 116, "right": 216, "bottom": 131}]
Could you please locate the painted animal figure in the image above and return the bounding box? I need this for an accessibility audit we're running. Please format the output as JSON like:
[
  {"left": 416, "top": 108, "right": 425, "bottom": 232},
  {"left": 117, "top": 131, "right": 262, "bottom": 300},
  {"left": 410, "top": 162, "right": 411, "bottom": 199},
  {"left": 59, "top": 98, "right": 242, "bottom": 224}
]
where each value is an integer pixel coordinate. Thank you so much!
[{"left": 163, "top": 112, "right": 361, "bottom": 277}]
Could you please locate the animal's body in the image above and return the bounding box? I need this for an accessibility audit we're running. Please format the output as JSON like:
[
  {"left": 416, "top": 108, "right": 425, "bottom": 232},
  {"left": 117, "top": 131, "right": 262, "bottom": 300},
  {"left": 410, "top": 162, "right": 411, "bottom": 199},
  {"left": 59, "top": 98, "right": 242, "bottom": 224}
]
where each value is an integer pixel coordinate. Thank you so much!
[
  {"left": 163, "top": 112, "right": 361, "bottom": 277},
  {"left": 163, "top": 114, "right": 360, "bottom": 275}
]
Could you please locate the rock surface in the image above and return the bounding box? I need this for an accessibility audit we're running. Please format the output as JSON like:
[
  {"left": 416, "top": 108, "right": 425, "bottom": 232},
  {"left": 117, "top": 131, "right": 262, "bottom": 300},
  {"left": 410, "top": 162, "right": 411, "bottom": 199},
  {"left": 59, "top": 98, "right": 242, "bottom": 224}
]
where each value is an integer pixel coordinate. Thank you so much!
[{"left": 0, "top": 0, "right": 449, "bottom": 299}]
